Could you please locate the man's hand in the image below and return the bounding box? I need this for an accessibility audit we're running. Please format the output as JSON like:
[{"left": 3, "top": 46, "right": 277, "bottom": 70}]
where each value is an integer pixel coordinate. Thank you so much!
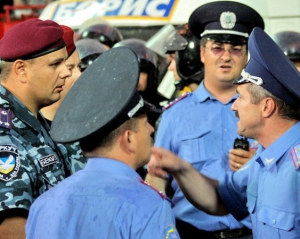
[
  {"left": 148, "top": 147, "right": 186, "bottom": 178},
  {"left": 229, "top": 148, "right": 256, "bottom": 171}
]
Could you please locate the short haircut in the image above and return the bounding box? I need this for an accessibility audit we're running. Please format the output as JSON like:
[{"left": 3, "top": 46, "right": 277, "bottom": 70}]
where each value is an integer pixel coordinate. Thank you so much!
[
  {"left": 247, "top": 83, "right": 300, "bottom": 120},
  {"left": 0, "top": 61, "right": 13, "bottom": 82},
  {"left": 80, "top": 117, "right": 139, "bottom": 152}
]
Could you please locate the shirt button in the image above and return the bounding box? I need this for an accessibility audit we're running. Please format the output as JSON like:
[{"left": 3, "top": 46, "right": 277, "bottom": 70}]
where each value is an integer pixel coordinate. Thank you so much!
[
  {"left": 272, "top": 220, "right": 276, "bottom": 225},
  {"left": 224, "top": 128, "right": 228, "bottom": 132}
]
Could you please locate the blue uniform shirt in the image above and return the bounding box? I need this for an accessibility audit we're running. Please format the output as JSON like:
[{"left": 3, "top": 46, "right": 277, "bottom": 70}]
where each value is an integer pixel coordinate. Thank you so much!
[
  {"left": 26, "top": 158, "right": 179, "bottom": 239},
  {"left": 218, "top": 122, "right": 300, "bottom": 239},
  {"left": 155, "top": 82, "right": 251, "bottom": 230}
]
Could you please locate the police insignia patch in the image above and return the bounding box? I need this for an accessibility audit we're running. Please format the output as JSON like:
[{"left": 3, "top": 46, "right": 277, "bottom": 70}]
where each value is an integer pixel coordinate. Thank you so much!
[
  {"left": 220, "top": 11, "right": 236, "bottom": 29},
  {"left": 290, "top": 144, "right": 300, "bottom": 170},
  {"left": 165, "top": 225, "right": 178, "bottom": 239},
  {"left": 0, "top": 145, "right": 20, "bottom": 181}
]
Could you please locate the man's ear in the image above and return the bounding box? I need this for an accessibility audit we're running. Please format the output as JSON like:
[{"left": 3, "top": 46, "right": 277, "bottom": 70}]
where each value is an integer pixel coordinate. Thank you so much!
[
  {"left": 13, "top": 60, "right": 27, "bottom": 83},
  {"left": 120, "top": 130, "right": 136, "bottom": 154},
  {"left": 262, "top": 97, "right": 276, "bottom": 118},
  {"left": 200, "top": 46, "right": 205, "bottom": 64}
]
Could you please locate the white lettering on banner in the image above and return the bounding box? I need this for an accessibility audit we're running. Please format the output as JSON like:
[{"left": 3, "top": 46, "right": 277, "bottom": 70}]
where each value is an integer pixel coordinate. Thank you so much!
[
  {"left": 147, "top": 0, "right": 172, "bottom": 17},
  {"left": 119, "top": 0, "right": 147, "bottom": 16},
  {"left": 100, "top": 0, "right": 175, "bottom": 17},
  {"left": 52, "top": 0, "right": 175, "bottom": 23},
  {"left": 104, "top": 0, "right": 123, "bottom": 13},
  {"left": 53, "top": 2, "right": 81, "bottom": 22}
]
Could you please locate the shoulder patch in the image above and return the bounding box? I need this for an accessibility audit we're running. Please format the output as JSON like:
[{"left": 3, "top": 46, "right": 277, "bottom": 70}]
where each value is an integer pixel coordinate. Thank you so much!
[
  {"left": 290, "top": 144, "right": 300, "bottom": 170},
  {"left": 0, "top": 145, "right": 20, "bottom": 181},
  {"left": 138, "top": 178, "right": 173, "bottom": 205},
  {"left": 162, "top": 92, "right": 190, "bottom": 110},
  {"left": 165, "top": 225, "right": 179, "bottom": 239},
  {"left": 0, "top": 108, "right": 13, "bottom": 129}
]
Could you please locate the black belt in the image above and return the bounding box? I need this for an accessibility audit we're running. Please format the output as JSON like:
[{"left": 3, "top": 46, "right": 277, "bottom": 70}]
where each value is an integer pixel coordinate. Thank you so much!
[
  {"left": 213, "top": 228, "right": 252, "bottom": 238},
  {"left": 176, "top": 219, "right": 252, "bottom": 239}
]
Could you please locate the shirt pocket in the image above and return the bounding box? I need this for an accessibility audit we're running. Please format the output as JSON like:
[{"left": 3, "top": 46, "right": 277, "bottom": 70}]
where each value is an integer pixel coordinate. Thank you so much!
[
  {"left": 257, "top": 206, "right": 295, "bottom": 231},
  {"left": 179, "top": 127, "right": 211, "bottom": 165}
]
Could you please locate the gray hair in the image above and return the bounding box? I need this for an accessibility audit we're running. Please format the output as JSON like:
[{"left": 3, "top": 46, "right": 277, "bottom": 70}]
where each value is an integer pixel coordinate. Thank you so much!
[{"left": 247, "top": 83, "right": 300, "bottom": 120}]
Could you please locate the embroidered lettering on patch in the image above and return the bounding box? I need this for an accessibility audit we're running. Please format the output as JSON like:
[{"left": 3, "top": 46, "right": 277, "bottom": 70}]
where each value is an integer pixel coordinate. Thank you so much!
[
  {"left": 38, "top": 154, "right": 58, "bottom": 167},
  {"left": 0, "top": 145, "right": 20, "bottom": 181},
  {"left": 290, "top": 145, "right": 300, "bottom": 170},
  {"left": 165, "top": 225, "right": 179, "bottom": 239}
]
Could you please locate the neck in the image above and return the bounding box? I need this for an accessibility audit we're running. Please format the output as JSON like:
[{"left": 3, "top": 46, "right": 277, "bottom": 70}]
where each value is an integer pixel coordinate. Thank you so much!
[
  {"left": 257, "top": 118, "right": 298, "bottom": 148},
  {"left": 1, "top": 82, "right": 40, "bottom": 118},
  {"left": 203, "top": 78, "right": 237, "bottom": 103},
  {"left": 40, "top": 102, "right": 60, "bottom": 121}
]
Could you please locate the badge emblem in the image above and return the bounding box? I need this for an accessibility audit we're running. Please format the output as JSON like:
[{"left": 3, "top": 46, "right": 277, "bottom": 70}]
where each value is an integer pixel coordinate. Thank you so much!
[
  {"left": 220, "top": 11, "right": 236, "bottom": 29},
  {"left": 0, "top": 145, "right": 20, "bottom": 181},
  {"left": 165, "top": 225, "right": 179, "bottom": 239}
]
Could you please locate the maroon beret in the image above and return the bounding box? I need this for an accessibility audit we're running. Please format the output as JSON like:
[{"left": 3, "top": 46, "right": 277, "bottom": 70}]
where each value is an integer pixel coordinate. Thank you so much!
[
  {"left": 61, "top": 25, "right": 76, "bottom": 57},
  {"left": 0, "top": 19, "right": 66, "bottom": 61}
]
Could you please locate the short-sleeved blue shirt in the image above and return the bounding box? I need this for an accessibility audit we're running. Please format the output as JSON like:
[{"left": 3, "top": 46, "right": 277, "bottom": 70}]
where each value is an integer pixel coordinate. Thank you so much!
[
  {"left": 218, "top": 122, "right": 300, "bottom": 238},
  {"left": 155, "top": 82, "right": 251, "bottom": 230},
  {"left": 26, "top": 158, "right": 179, "bottom": 239}
]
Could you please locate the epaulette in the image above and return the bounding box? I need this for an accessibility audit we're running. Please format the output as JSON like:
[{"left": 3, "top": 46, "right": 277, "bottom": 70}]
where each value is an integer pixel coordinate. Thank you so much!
[
  {"left": 162, "top": 92, "right": 190, "bottom": 110},
  {"left": 138, "top": 178, "right": 173, "bottom": 205},
  {"left": 290, "top": 144, "right": 300, "bottom": 170},
  {"left": 0, "top": 108, "right": 13, "bottom": 129}
]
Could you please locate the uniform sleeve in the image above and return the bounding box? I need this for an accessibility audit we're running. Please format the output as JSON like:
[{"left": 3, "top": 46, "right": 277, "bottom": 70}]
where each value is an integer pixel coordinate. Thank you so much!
[
  {"left": 61, "top": 141, "right": 87, "bottom": 174},
  {"left": 0, "top": 140, "right": 33, "bottom": 221},
  {"left": 217, "top": 167, "right": 249, "bottom": 220},
  {"left": 0, "top": 132, "right": 66, "bottom": 221}
]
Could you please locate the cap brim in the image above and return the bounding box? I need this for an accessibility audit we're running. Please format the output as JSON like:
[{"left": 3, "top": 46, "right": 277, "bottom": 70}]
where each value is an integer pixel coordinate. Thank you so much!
[{"left": 233, "top": 75, "right": 248, "bottom": 84}]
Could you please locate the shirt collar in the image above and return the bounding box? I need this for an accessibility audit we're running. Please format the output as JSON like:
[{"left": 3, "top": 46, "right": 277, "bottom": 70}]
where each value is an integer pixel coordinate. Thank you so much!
[
  {"left": 193, "top": 81, "right": 238, "bottom": 103},
  {"left": 85, "top": 157, "right": 141, "bottom": 179},
  {"left": 255, "top": 122, "right": 300, "bottom": 170}
]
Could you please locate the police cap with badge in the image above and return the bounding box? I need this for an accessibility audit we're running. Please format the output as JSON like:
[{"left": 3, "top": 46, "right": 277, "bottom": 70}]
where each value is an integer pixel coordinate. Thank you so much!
[
  {"left": 188, "top": 1, "right": 264, "bottom": 44},
  {"left": 235, "top": 27, "right": 300, "bottom": 107},
  {"left": 50, "top": 47, "right": 155, "bottom": 143}
]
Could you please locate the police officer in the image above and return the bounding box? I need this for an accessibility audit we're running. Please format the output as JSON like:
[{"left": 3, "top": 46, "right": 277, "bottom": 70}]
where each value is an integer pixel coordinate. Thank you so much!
[
  {"left": 0, "top": 19, "right": 85, "bottom": 238},
  {"left": 146, "top": 2, "right": 264, "bottom": 238},
  {"left": 26, "top": 47, "right": 179, "bottom": 239},
  {"left": 76, "top": 22, "right": 124, "bottom": 49},
  {"left": 164, "top": 23, "right": 204, "bottom": 96},
  {"left": 273, "top": 31, "right": 300, "bottom": 71},
  {"left": 113, "top": 38, "right": 166, "bottom": 178},
  {"left": 148, "top": 27, "right": 300, "bottom": 239},
  {"left": 75, "top": 38, "right": 107, "bottom": 72}
]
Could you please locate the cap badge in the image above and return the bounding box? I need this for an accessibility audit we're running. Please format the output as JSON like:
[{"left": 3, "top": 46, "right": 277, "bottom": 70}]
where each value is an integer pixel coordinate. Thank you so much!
[
  {"left": 240, "top": 69, "right": 263, "bottom": 85},
  {"left": 220, "top": 11, "right": 236, "bottom": 29}
]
